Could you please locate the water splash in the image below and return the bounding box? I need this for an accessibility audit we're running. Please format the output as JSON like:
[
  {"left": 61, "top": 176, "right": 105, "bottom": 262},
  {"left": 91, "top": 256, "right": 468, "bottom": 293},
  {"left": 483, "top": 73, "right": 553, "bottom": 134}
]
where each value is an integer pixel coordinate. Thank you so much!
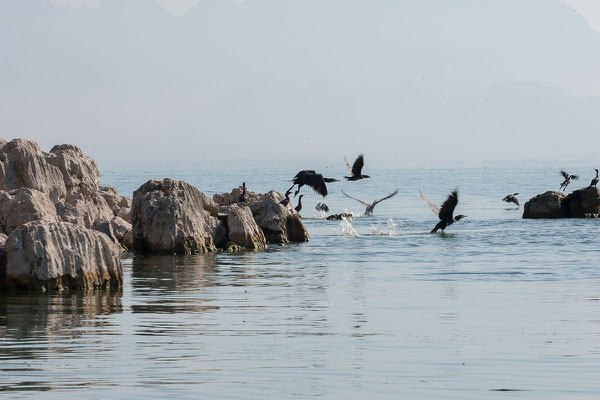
[
  {"left": 370, "top": 218, "right": 399, "bottom": 236},
  {"left": 338, "top": 217, "right": 359, "bottom": 236},
  {"left": 312, "top": 210, "right": 328, "bottom": 219}
]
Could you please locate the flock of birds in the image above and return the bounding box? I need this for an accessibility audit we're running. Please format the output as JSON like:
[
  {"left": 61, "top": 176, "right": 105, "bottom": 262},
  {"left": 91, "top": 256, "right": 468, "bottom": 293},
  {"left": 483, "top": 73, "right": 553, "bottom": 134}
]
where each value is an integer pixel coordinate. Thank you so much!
[{"left": 240, "top": 156, "right": 600, "bottom": 234}]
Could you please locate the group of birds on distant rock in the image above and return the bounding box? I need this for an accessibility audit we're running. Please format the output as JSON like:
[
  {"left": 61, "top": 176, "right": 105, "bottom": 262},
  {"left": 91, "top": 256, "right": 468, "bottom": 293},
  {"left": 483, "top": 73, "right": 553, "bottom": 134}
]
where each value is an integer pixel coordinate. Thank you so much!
[{"left": 244, "top": 158, "right": 599, "bottom": 234}]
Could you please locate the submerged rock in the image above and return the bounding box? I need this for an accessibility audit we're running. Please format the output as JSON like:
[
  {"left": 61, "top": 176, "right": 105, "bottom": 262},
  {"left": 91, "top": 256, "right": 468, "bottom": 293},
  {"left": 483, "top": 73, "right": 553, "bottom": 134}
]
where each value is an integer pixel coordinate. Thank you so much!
[
  {"left": 131, "top": 178, "right": 224, "bottom": 255},
  {"left": 522, "top": 191, "right": 566, "bottom": 219},
  {"left": 2, "top": 221, "right": 122, "bottom": 291},
  {"left": 326, "top": 213, "right": 354, "bottom": 220}
]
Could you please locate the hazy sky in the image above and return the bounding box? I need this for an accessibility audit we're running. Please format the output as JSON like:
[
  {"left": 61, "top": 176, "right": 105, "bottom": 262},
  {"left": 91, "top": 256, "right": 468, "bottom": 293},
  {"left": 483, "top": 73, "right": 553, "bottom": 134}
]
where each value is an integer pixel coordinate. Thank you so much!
[{"left": 2, "top": 0, "right": 600, "bottom": 167}]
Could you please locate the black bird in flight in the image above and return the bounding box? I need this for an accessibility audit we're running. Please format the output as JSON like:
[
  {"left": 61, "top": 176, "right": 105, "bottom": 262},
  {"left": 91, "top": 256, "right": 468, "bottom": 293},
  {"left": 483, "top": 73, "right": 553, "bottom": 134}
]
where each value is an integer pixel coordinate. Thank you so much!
[
  {"left": 559, "top": 170, "right": 578, "bottom": 191},
  {"left": 420, "top": 190, "right": 467, "bottom": 233},
  {"left": 502, "top": 193, "right": 520, "bottom": 206},
  {"left": 294, "top": 195, "right": 304, "bottom": 213},
  {"left": 589, "top": 169, "right": 599, "bottom": 188},
  {"left": 341, "top": 189, "right": 398, "bottom": 215},
  {"left": 287, "top": 170, "right": 338, "bottom": 197},
  {"left": 344, "top": 154, "right": 371, "bottom": 181}
]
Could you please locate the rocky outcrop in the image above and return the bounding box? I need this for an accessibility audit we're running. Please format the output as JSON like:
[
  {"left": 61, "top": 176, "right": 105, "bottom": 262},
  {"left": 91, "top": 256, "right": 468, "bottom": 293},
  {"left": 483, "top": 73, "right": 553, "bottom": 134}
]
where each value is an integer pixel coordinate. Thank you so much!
[
  {"left": 523, "top": 187, "right": 600, "bottom": 218},
  {"left": 327, "top": 213, "right": 354, "bottom": 220},
  {"left": 132, "top": 178, "right": 225, "bottom": 255},
  {"left": 0, "top": 139, "right": 67, "bottom": 202},
  {"left": 45, "top": 144, "right": 101, "bottom": 197},
  {"left": 2, "top": 221, "right": 122, "bottom": 291},
  {"left": 248, "top": 191, "right": 309, "bottom": 244},
  {"left": 523, "top": 191, "right": 566, "bottom": 219},
  {"left": 220, "top": 204, "right": 267, "bottom": 250},
  {"left": 213, "top": 186, "right": 260, "bottom": 206},
  {"left": 0, "top": 188, "right": 59, "bottom": 234},
  {"left": 561, "top": 187, "right": 600, "bottom": 217}
]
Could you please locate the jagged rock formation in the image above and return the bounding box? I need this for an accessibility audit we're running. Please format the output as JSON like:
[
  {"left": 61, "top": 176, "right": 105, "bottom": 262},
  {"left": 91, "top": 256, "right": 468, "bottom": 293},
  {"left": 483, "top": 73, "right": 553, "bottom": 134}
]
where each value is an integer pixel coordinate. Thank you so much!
[
  {"left": 523, "top": 187, "right": 600, "bottom": 218},
  {"left": 2, "top": 221, "right": 122, "bottom": 291},
  {"left": 220, "top": 204, "right": 267, "bottom": 251}
]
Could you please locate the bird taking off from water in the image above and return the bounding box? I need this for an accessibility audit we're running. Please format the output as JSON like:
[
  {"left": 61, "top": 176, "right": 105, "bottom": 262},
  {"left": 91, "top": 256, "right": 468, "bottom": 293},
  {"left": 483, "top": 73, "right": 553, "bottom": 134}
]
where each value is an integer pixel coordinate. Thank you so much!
[
  {"left": 559, "top": 170, "right": 578, "bottom": 191},
  {"left": 420, "top": 190, "right": 467, "bottom": 233},
  {"left": 502, "top": 193, "right": 520, "bottom": 206},
  {"left": 315, "top": 203, "right": 329, "bottom": 212},
  {"left": 294, "top": 195, "right": 304, "bottom": 213},
  {"left": 341, "top": 189, "right": 398, "bottom": 215},
  {"left": 589, "top": 169, "right": 599, "bottom": 188},
  {"left": 344, "top": 154, "right": 371, "bottom": 181},
  {"left": 287, "top": 170, "right": 338, "bottom": 197}
]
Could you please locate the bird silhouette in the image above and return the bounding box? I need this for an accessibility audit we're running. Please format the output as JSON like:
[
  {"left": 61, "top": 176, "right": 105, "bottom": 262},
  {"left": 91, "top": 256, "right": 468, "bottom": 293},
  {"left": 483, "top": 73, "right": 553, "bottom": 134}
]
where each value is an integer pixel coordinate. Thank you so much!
[
  {"left": 287, "top": 170, "right": 338, "bottom": 197},
  {"left": 502, "top": 193, "right": 520, "bottom": 206},
  {"left": 560, "top": 170, "right": 578, "bottom": 191},
  {"left": 341, "top": 189, "right": 398, "bottom": 215},
  {"left": 279, "top": 188, "right": 292, "bottom": 207},
  {"left": 420, "top": 190, "right": 467, "bottom": 233},
  {"left": 589, "top": 169, "right": 599, "bottom": 188},
  {"left": 315, "top": 202, "right": 329, "bottom": 212},
  {"left": 344, "top": 154, "right": 371, "bottom": 181},
  {"left": 294, "top": 195, "right": 304, "bottom": 212}
]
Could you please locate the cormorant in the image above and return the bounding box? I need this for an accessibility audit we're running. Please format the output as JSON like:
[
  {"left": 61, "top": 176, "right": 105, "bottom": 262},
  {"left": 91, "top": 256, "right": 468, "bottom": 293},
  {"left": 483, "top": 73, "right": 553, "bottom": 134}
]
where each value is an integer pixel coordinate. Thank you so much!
[
  {"left": 315, "top": 202, "right": 329, "bottom": 212},
  {"left": 589, "top": 169, "right": 599, "bottom": 188},
  {"left": 287, "top": 170, "right": 338, "bottom": 197},
  {"left": 344, "top": 154, "right": 371, "bottom": 181},
  {"left": 559, "top": 170, "right": 578, "bottom": 191},
  {"left": 420, "top": 190, "right": 467, "bottom": 233},
  {"left": 279, "top": 189, "right": 292, "bottom": 207},
  {"left": 239, "top": 182, "right": 247, "bottom": 203},
  {"left": 341, "top": 189, "right": 398, "bottom": 215},
  {"left": 502, "top": 193, "right": 520, "bottom": 206},
  {"left": 294, "top": 195, "right": 304, "bottom": 212}
]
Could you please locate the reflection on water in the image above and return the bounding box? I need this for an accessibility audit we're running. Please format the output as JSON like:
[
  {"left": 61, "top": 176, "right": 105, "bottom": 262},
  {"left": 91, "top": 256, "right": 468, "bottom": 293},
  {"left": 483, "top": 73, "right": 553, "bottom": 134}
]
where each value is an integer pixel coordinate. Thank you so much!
[{"left": 1, "top": 166, "right": 600, "bottom": 399}]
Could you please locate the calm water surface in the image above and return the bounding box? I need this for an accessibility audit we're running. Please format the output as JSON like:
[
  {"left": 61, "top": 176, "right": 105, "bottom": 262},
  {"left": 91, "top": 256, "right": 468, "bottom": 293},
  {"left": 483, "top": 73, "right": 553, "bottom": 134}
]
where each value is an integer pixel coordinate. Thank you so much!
[{"left": 1, "top": 166, "right": 600, "bottom": 399}]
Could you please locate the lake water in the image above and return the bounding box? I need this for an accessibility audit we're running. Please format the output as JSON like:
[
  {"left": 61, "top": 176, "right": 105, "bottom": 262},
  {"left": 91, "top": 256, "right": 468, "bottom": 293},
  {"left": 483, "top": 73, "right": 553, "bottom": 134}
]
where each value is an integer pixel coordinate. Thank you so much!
[{"left": 1, "top": 165, "right": 600, "bottom": 399}]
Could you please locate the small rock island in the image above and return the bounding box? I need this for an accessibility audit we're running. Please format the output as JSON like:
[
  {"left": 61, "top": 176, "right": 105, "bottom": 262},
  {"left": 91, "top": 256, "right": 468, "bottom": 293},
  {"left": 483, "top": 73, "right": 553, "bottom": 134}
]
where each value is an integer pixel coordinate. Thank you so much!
[{"left": 0, "top": 138, "right": 309, "bottom": 291}]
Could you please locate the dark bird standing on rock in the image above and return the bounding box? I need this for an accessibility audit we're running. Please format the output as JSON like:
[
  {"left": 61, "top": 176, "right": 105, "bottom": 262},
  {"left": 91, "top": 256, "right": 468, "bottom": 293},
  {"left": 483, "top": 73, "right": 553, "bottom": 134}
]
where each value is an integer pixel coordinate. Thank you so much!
[
  {"left": 502, "top": 193, "right": 520, "bottom": 206},
  {"left": 589, "top": 169, "right": 599, "bottom": 188},
  {"left": 559, "top": 170, "right": 578, "bottom": 191},
  {"left": 315, "top": 203, "right": 329, "bottom": 212},
  {"left": 341, "top": 189, "right": 398, "bottom": 215},
  {"left": 287, "top": 170, "right": 338, "bottom": 197},
  {"left": 344, "top": 154, "right": 371, "bottom": 181},
  {"left": 420, "top": 190, "right": 467, "bottom": 233},
  {"left": 239, "top": 182, "right": 247, "bottom": 203},
  {"left": 294, "top": 195, "right": 304, "bottom": 213},
  {"left": 279, "top": 188, "right": 292, "bottom": 207}
]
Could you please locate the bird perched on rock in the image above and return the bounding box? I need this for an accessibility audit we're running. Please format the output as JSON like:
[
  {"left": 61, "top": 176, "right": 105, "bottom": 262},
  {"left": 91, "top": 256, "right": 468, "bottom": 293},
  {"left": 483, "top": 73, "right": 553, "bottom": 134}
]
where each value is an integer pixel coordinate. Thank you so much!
[
  {"left": 239, "top": 182, "right": 247, "bottom": 203},
  {"left": 344, "top": 154, "right": 371, "bottom": 181},
  {"left": 420, "top": 190, "right": 467, "bottom": 233},
  {"left": 294, "top": 195, "right": 304, "bottom": 212},
  {"left": 559, "top": 170, "right": 578, "bottom": 191},
  {"left": 279, "top": 189, "right": 292, "bottom": 207},
  {"left": 502, "top": 193, "right": 520, "bottom": 206},
  {"left": 287, "top": 170, "right": 338, "bottom": 197},
  {"left": 341, "top": 189, "right": 398, "bottom": 215},
  {"left": 589, "top": 169, "right": 599, "bottom": 188},
  {"left": 315, "top": 202, "right": 329, "bottom": 212}
]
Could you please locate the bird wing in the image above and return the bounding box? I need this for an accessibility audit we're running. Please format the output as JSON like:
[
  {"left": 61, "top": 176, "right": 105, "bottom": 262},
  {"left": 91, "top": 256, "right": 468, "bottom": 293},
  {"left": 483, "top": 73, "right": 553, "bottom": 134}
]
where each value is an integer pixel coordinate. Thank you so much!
[
  {"left": 419, "top": 191, "right": 440, "bottom": 216},
  {"left": 344, "top": 157, "right": 353, "bottom": 173},
  {"left": 514, "top": 198, "right": 520, "bottom": 206},
  {"left": 560, "top": 170, "right": 569, "bottom": 180},
  {"left": 372, "top": 189, "right": 399, "bottom": 206},
  {"left": 438, "top": 190, "right": 458, "bottom": 221},
  {"left": 351, "top": 154, "right": 364, "bottom": 176},
  {"left": 341, "top": 189, "right": 370, "bottom": 207},
  {"left": 513, "top": 193, "right": 519, "bottom": 196},
  {"left": 571, "top": 175, "right": 579, "bottom": 180},
  {"left": 304, "top": 173, "right": 328, "bottom": 197}
]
